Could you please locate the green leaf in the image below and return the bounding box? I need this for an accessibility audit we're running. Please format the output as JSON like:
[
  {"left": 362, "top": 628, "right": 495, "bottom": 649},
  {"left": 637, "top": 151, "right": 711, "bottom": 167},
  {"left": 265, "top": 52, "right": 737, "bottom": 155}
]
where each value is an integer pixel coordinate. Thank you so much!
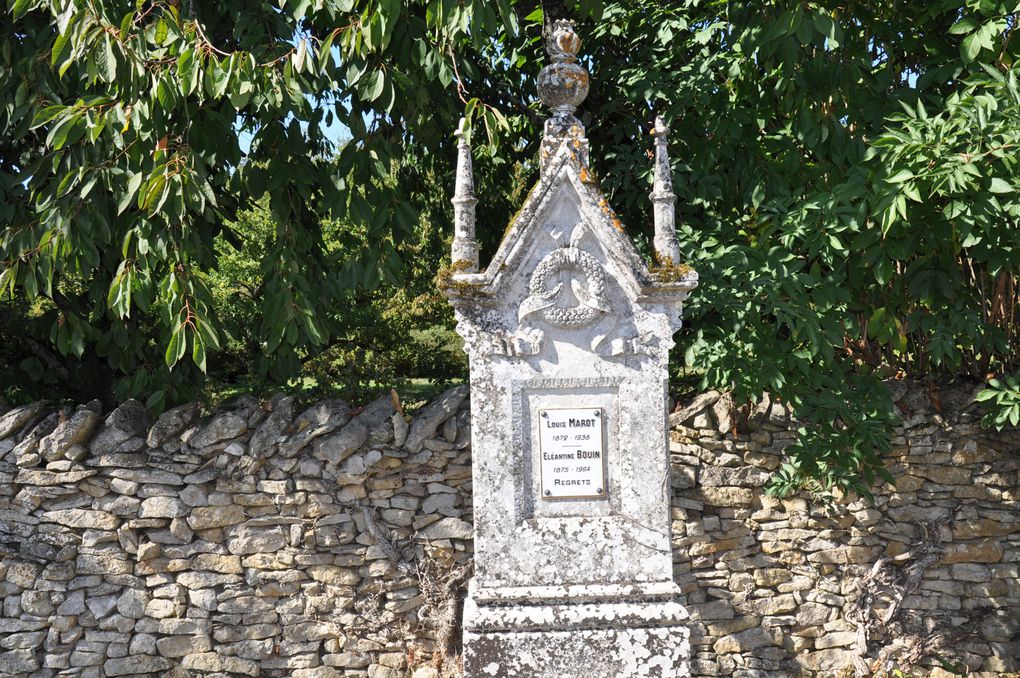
[
  {"left": 11, "top": 0, "right": 31, "bottom": 21},
  {"left": 154, "top": 17, "right": 169, "bottom": 44},
  {"left": 961, "top": 33, "right": 982, "bottom": 63},
  {"left": 119, "top": 12, "right": 134, "bottom": 39},
  {"left": 989, "top": 177, "right": 1013, "bottom": 194},
  {"left": 318, "top": 29, "right": 337, "bottom": 73},
  {"left": 97, "top": 37, "right": 117, "bottom": 83},
  {"left": 165, "top": 328, "right": 185, "bottom": 367},
  {"left": 948, "top": 17, "right": 979, "bottom": 34},
  {"left": 192, "top": 336, "right": 207, "bottom": 371},
  {"left": 51, "top": 29, "right": 72, "bottom": 67},
  {"left": 887, "top": 169, "right": 914, "bottom": 184},
  {"left": 31, "top": 105, "right": 66, "bottom": 128}
]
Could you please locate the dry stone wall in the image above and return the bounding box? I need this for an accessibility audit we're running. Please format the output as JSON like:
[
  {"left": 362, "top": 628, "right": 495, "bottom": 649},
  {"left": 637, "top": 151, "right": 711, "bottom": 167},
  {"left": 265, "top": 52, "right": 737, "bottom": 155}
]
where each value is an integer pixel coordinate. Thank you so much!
[
  {"left": 0, "top": 387, "right": 473, "bottom": 678},
  {"left": 1, "top": 381, "right": 1018, "bottom": 677},
  {"left": 670, "top": 383, "right": 1020, "bottom": 677}
]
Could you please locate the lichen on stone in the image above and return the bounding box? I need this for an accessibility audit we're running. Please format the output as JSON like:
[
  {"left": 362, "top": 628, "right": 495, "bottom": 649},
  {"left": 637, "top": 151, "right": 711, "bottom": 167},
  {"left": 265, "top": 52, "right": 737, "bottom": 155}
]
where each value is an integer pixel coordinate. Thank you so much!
[
  {"left": 649, "top": 254, "right": 695, "bottom": 283},
  {"left": 436, "top": 259, "right": 483, "bottom": 294}
]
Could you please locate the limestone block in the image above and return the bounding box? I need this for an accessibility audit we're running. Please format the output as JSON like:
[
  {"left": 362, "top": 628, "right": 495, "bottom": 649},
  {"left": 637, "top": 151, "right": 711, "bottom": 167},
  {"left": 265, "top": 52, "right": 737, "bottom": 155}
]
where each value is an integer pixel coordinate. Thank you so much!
[
  {"left": 752, "top": 568, "right": 791, "bottom": 587},
  {"left": 793, "top": 648, "right": 845, "bottom": 673},
  {"left": 249, "top": 396, "right": 295, "bottom": 457},
  {"left": 14, "top": 469, "right": 97, "bottom": 486},
  {"left": 128, "top": 634, "right": 156, "bottom": 655},
  {"left": 39, "top": 403, "right": 101, "bottom": 461},
  {"left": 138, "top": 496, "right": 187, "bottom": 519},
  {"left": 146, "top": 403, "right": 201, "bottom": 448},
  {"left": 189, "top": 412, "right": 247, "bottom": 450},
  {"left": 465, "top": 624, "right": 690, "bottom": 678},
  {"left": 313, "top": 421, "right": 368, "bottom": 466},
  {"left": 103, "top": 655, "right": 172, "bottom": 675},
  {"left": 712, "top": 627, "right": 782, "bottom": 654},
  {"left": 324, "top": 651, "right": 371, "bottom": 668},
  {"left": 0, "top": 402, "right": 45, "bottom": 439},
  {"left": 41, "top": 509, "right": 118, "bottom": 530},
  {"left": 188, "top": 505, "right": 246, "bottom": 530},
  {"left": 293, "top": 669, "right": 344, "bottom": 678},
  {"left": 307, "top": 565, "right": 360, "bottom": 587},
  {"left": 700, "top": 487, "right": 754, "bottom": 507},
  {"left": 942, "top": 540, "right": 1004, "bottom": 564},
  {"left": 226, "top": 525, "right": 287, "bottom": 555},
  {"left": 419, "top": 517, "right": 473, "bottom": 540},
  {"left": 951, "top": 563, "right": 992, "bottom": 582},
  {"left": 21, "top": 596, "right": 54, "bottom": 623},
  {"left": 89, "top": 400, "right": 151, "bottom": 456},
  {"left": 368, "top": 665, "right": 404, "bottom": 678},
  {"left": 404, "top": 385, "right": 469, "bottom": 453},
  {"left": 156, "top": 633, "right": 211, "bottom": 657},
  {"left": 814, "top": 630, "right": 856, "bottom": 649},
  {"left": 279, "top": 400, "right": 353, "bottom": 457}
]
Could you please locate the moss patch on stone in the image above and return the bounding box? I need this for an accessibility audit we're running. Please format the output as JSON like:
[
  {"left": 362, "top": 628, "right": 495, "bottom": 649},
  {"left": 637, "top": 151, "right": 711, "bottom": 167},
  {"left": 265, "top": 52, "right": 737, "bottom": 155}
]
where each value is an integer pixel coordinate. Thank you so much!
[
  {"left": 649, "top": 256, "right": 695, "bottom": 283},
  {"left": 436, "top": 260, "right": 484, "bottom": 293}
]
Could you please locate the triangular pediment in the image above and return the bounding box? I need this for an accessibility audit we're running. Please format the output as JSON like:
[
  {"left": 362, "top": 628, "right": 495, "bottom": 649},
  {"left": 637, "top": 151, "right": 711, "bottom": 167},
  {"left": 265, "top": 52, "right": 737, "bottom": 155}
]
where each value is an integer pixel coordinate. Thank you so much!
[
  {"left": 482, "top": 143, "right": 650, "bottom": 295},
  {"left": 447, "top": 142, "right": 697, "bottom": 304}
]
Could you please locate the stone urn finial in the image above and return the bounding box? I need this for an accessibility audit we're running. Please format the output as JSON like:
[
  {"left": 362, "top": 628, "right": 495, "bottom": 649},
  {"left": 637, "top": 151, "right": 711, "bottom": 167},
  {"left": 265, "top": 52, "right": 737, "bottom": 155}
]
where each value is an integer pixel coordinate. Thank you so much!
[{"left": 537, "top": 20, "right": 589, "bottom": 119}]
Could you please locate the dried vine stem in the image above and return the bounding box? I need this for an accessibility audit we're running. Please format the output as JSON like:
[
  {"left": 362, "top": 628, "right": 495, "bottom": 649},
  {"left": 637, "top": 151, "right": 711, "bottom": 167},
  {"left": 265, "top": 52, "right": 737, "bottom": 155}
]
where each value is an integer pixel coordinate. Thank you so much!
[
  {"left": 846, "top": 519, "right": 946, "bottom": 677},
  {"left": 416, "top": 553, "right": 471, "bottom": 667}
]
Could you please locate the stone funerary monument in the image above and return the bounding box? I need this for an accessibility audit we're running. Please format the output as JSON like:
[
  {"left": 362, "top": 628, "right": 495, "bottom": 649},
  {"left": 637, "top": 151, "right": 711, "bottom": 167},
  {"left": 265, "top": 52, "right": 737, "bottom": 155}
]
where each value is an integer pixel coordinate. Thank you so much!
[{"left": 441, "top": 20, "right": 699, "bottom": 678}]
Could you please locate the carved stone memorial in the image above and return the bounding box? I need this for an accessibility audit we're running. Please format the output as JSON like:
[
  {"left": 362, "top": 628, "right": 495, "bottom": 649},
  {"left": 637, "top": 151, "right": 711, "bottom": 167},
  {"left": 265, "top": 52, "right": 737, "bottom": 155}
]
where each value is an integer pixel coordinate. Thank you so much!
[{"left": 442, "top": 20, "right": 698, "bottom": 678}]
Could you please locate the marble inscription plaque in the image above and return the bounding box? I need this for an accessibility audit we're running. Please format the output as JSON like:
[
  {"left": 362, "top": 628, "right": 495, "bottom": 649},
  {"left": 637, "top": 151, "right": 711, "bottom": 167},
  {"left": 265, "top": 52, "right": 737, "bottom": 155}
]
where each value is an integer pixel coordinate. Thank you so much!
[{"left": 538, "top": 407, "right": 606, "bottom": 499}]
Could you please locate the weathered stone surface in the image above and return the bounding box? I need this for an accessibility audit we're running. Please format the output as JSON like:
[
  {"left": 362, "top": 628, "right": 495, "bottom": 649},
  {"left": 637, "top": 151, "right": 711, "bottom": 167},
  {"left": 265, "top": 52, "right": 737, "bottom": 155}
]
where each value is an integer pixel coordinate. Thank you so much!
[
  {"left": 39, "top": 403, "right": 101, "bottom": 460},
  {"left": 308, "top": 565, "right": 360, "bottom": 586},
  {"left": 420, "top": 517, "right": 473, "bottom": 540},
  {"left": 713, "top": 627, "right": 782, "bottom": 653},
  {"left": 404, "top": 385, "right": 469, "bottom": 453},
  {"left": 90, "top": 399, "right": 152, "bottom": 455},
  {"left": 794, "top": 648, "right": 846, "bottom": 672},
  {"left": 182, "top": 653, "right": 259, "bottom": 676},
  {"left": 449, "top": 33, "right": 699, "bottom": 677},
  {"left": 0, "top": 373, "right": 1017, "bottom": 678},
  {"left": 700, "top": 486, "right": 754, "bottom": 507},
  {"left": 42, "top": 508, "right": 118, "bottom": 530},
  {"left": 314, "top": 420, "right": 368, "bottom": 465},
  {"left": 139, "top": 496, "right": 188, "bottom": 519},
  {"left": 0, "top": 402, "right": 44, "bottom": 438},
  {"left": 941, "top": 540, "right": 1004, "bottom": 564},
  {"left": 104, "top": 655, "right": 172, "bottom": 675},
  {"left": 248, "top": 395, "right": 295, "bottom": 457},
  {"left": 189, "top": 411, "right": 247, "bottom": 449},
  {"left": 0, "top": 648, "right": 39, "bottom": 674},
  {"left": 157, "top": 633, "right": 212, "bottom": 657},
  {"left": 187, "top": 504, "right": 246, "bottom": 529},
  {"left": 464, "top": 624, "right": 691, "bottom": 678},
  {"left": 117, "top": 588, "right": 149, "bottom": 619},
  {"left": 227, "top": 526, "right": 288, "bottom": 555},
  {"left": 14, "top": 468, "right": 97, "bottom": 486},
  {"left": 146, "top": 402, "right": 201, "bottom": 447},
  {"left": 278, "top": 400, "right": 352, "bottom": 457}
]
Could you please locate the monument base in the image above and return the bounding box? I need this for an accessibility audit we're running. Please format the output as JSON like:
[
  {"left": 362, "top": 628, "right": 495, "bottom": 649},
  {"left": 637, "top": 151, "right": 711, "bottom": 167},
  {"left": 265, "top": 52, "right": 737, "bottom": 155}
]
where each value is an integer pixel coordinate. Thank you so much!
[{"left": 462, "top": 582, "right": 691, "bottom": 678}]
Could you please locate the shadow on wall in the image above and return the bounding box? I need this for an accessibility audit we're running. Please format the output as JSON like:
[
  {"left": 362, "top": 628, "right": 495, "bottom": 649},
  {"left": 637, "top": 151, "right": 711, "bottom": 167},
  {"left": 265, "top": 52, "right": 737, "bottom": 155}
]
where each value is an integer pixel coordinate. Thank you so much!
[{"left": 669, "top": 384, "right": 1020, "bottom": 677}]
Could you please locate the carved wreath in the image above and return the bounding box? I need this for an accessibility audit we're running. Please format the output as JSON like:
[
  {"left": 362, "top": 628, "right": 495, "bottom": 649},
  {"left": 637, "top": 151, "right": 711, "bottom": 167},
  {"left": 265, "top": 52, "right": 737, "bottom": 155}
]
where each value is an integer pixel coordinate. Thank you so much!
[{"left": 519, "top": 244, "right": 610, "bottom": 329}]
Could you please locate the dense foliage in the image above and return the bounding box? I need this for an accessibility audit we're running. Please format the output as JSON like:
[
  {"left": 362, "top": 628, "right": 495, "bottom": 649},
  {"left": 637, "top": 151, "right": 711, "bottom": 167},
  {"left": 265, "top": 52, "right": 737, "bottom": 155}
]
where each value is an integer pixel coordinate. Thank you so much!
[{"left": 2, "top": 0, "right": 1019, "bottom": 497}]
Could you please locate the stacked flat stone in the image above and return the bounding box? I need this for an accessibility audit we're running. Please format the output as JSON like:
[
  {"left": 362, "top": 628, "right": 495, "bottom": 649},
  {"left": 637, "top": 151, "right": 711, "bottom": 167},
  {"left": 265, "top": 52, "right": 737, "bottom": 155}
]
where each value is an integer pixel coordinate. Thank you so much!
[
  {"left": 0, "top": 387, "right": 473, "bottom": 677},
  {"left": 668, "top": 384, "right": 1020, "bottom": 677},
  {"left": 1, "top": 381, "right": 1018, "bottom": 676}
]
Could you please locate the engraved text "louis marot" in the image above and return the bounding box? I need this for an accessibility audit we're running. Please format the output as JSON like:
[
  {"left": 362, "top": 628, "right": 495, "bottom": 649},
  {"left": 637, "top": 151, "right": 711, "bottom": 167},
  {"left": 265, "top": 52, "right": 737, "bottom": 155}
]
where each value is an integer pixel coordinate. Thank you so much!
[{"left": 544, "top": 417, "right": 597, "bottom": 428}]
